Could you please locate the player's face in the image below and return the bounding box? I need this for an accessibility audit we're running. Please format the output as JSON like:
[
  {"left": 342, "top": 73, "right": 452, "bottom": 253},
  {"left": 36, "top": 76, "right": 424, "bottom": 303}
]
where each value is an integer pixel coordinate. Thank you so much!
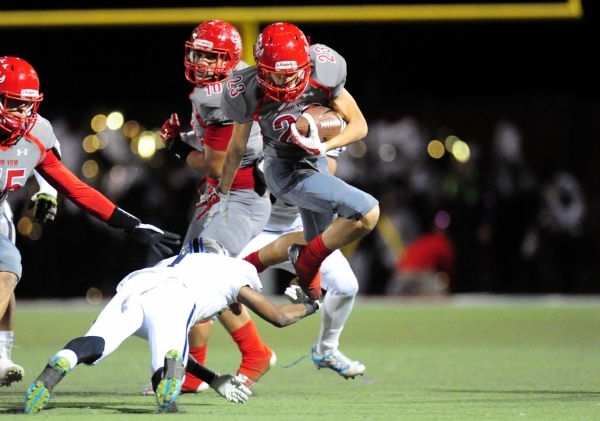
[
  {"left": 191, "top": 50, "right": 223, "bottom": 80},
  {"left": 2, "top": 98, "right": 35, "bottom": 117},
  {"left": 269, "top": 72, "right": 299, "bottom": 88}
]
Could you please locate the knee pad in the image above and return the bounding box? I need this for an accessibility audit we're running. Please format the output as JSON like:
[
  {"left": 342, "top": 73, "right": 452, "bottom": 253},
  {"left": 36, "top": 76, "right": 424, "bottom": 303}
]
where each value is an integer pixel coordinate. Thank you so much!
[{"left": 64, "top": 336, "right": 105, "bottom": 365}]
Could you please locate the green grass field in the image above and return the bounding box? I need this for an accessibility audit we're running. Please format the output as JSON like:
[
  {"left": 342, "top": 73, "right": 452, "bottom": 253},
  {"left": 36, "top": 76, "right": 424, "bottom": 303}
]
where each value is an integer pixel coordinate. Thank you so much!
[{"left": 2, "top": 296, "right": 600, "bottom": 420}]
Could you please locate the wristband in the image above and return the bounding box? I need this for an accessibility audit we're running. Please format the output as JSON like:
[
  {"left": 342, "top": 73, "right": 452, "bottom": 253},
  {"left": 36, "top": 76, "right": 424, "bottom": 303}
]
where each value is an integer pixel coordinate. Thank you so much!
[
  {"left": 170, "top": 137, "right": 195, "bottom": 162},
  {"left": 303, "top": 301, "right": 320, "bottom": 317},
  {"left": 107, "top": 207, "right": 140, "bottom": 233}
]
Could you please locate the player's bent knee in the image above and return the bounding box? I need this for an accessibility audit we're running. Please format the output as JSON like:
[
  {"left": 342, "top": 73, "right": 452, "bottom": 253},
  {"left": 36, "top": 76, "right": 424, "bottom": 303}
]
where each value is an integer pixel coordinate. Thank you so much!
[{"left": 64, "top": 336, "right": 106, "bottom": 365}]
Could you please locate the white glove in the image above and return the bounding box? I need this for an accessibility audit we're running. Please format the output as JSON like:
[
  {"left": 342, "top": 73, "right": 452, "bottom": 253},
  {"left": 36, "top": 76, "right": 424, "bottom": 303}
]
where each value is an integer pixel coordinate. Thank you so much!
[
  {"left": 209, "top": 374, "right": 252, "bottom": 403},
  {"left": 285, "top": 284, "right": 314, "bottom": 304},
  {"left": 196, "top": 186, "right": 229, "bottom": 227},
  {"left": 289, "top": 114, "right": 327, "bottom": 157}
]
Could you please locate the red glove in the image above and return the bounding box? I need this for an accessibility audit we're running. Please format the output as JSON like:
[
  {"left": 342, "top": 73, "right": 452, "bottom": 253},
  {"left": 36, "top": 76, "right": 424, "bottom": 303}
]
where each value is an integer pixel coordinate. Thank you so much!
[
  {"left": 160, "top": 113, "right": 181, "bottom": 148},
  {"left": 196, "top": 185, "right": 229, "bottom": 227}
]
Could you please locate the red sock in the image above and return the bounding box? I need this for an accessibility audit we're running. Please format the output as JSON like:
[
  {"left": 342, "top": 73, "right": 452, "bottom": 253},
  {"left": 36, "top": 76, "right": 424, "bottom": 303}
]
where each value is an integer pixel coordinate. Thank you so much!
[
  {"left": 306, "top": 235, "right": 333, "bottom": 265},
  {"left": 242, "top": 251, "right": 268, "bottom": 273},
  {"left": 231, "top": 320, "right": 272, "bottom": 382},
  {"left": 182, "top": 344, "right": 208, "bottom": 391}
]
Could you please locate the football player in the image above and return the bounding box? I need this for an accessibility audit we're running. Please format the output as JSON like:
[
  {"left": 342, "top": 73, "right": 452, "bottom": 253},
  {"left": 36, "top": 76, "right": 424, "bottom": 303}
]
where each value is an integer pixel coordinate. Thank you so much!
[
  {"left": 23, "top": 237, "right": 320, "bottom": 414},
  {"left": 0, "top": 56, "right": 181, "bottom": 388},
  {"left": 158, "top": 20, "right": 273, "bottom": 393},
  {"left": 198, "top": 23, "right": 379, "bottom": 309},
  {"left": 238, "top": 151, "right": 366, "bottom": 379}
]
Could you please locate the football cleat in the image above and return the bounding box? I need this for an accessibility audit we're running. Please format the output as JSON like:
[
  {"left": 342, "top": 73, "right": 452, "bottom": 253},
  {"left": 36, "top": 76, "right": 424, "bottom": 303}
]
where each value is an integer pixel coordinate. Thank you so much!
[
  {"left": 236, "top": 349, "right": 277, "bottom": 388},
  {"left": 311, "top": 346, "right": 365, "bottom": 379},
  {"left": 155, "top": 350, "right": 185, "bottom": 409},
  {"left": 0, "top": 343, "right": 24, "bottom": 387},
  {"left": 288, "top": 243, "right": 322, "bottom": 300},
  {"left": 23, "top": 356, "right": 72, "bottom": 414}
]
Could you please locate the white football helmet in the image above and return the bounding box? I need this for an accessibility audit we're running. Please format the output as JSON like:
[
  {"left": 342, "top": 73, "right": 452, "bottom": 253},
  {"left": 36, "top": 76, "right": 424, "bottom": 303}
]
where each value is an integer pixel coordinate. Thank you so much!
[{"left": 180, "top": 237, "right": 229, "bottom": 256}]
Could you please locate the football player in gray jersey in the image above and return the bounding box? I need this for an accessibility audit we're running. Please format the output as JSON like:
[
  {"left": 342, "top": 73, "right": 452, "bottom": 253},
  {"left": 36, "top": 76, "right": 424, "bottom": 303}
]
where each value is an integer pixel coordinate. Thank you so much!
[
  {"left": 198, "top": 22, "right": 379, "bottom": 302},
  {"left": 157, "top": 21, "right": 273, "bottom": 393},
  {"left": 0, "top": 56, "right": 180, "bottom": 388},
  {"left": 238, "top": 150, "right": 365, "bottom": 378}
]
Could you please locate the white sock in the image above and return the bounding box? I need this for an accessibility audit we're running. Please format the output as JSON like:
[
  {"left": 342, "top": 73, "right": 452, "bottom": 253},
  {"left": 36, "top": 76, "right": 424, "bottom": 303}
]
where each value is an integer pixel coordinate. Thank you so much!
[
  {"left": 0, "top": 330, "right": 14, "bottom": 348},
  {"left": 315, "top": 294, "right": 355, "bottom": 355},
  {"left": 52, "top": 349, "right": 78, "bottom": 369}
]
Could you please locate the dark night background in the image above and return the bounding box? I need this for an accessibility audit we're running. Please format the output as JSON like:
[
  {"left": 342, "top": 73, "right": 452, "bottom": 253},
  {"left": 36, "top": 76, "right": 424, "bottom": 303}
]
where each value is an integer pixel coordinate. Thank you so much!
[{"left": 1, "top": 1, "right": 600, "bottom": 298}]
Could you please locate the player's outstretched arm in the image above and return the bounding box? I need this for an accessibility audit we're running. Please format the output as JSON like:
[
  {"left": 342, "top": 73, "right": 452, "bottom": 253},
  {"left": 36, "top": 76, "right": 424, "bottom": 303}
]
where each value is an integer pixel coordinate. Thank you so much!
[
  {"left": 236, "top": 286, "right": 320, "bottom": 328},
  {"left": 36, "top": 149, "right": 181, "bottom": 257}
]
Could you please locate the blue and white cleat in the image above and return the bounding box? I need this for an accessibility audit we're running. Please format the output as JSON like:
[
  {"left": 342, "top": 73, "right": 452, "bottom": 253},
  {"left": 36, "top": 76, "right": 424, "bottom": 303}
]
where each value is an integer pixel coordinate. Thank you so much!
[
  {"left": 155, "top": 349, "right": 185, "bottom": 409},
  {"left": 311, "top": 346, "right": 365, "bottom": 379},
  {"left": 23, "top": 356, "right": 72, "bottom": 414}
]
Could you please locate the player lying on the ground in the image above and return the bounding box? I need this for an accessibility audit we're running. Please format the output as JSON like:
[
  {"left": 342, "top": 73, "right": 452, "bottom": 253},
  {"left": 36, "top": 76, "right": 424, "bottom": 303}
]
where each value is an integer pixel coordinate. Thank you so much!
[{"left": 23, "top": 237, "right": 321, "bottom": 414}]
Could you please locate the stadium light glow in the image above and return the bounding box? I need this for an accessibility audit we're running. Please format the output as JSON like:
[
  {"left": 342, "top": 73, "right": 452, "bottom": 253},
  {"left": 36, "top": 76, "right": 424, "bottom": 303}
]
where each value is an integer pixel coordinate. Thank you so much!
[
  {"left": 106, "top": 112, "right": 124, "bottom": 130},
  {"left": 91, "top": 114, "right": 107, "bottom": 132}
]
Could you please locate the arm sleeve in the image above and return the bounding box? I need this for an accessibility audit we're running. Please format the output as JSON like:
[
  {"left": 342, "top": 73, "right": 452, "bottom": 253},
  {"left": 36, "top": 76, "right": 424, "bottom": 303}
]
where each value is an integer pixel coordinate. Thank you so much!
[
  {"left": 35, "top": 149, "right": 116, "bottom": 222},
  {"left": 33, "top": 170, "right": 58, "bottom": 197}
]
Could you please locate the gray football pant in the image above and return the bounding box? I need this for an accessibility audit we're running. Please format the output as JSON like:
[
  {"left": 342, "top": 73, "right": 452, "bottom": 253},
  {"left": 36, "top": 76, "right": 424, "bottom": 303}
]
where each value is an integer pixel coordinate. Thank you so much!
[
  {"left": 183, "top": 188, "right": 271, "bottom": 256},
  {"left": 263, "top": 155, "right": 378, "bottom": 242}
]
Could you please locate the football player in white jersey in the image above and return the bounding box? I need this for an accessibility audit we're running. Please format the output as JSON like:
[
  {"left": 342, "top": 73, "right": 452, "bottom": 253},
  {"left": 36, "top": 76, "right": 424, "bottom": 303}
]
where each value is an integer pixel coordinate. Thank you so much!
[
  {"left": 158, "top": 21, "right": 273, "bottom": 392},
  {"left": 197, "top": 22, "right": 380, "bottom": 304},
  {"left": 238, "top": 151, "right": 365, "bottom": 379},
  {"left": 0, "top": 56, "right": 181, "bottom": 388},
  {"left": 23, "top": 237, "right": 320, "bottom": 414}
]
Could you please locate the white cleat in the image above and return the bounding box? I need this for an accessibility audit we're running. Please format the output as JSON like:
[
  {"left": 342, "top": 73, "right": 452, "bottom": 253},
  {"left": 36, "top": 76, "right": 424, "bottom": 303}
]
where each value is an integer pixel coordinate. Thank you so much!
[
  {"left": 0, "top": 345, "right": 24, "bottom": 387},
  {"left": 311, "top": 346, "right": 365, "bottom": 379}
]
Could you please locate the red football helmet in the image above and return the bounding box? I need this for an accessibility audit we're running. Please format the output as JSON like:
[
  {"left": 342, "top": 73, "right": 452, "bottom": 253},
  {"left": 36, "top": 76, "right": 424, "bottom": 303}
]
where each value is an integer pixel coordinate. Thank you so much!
[
  {"left": 184, "top": 20, "right": 242, "bottom": 86},
  {"left": 254, "top": 22, "right": 311, "bottom": 103},
  {"left": 0, "top": 56, "right": 43, "bottom": 147}
]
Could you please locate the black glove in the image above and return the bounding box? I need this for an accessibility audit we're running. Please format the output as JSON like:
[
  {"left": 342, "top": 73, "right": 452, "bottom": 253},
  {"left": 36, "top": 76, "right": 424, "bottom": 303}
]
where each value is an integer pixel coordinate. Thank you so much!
[
  {"left": 28, "top": 192, "right": 58, "bottom": 223},
  {"left": 107, "top": 208, "right": 181, "bottom": 258},
  {"left": 132, "top": 223, "right": 182, "bottom": 258}
]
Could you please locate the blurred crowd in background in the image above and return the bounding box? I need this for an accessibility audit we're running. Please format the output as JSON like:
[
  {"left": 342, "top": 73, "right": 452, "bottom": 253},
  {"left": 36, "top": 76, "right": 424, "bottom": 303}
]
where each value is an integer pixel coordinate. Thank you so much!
[{"left": 7, "top": 106, "right": 596, "bottom": 299}]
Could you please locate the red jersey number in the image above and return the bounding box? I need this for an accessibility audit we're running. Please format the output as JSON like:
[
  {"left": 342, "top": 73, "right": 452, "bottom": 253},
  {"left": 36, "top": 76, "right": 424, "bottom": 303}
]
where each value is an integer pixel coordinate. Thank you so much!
[
  {"left": 273, "top": 114, "right": 296, "bottom": 143},
  {"left": 0, "top": 168, "right": 27, "bottom": 191}
]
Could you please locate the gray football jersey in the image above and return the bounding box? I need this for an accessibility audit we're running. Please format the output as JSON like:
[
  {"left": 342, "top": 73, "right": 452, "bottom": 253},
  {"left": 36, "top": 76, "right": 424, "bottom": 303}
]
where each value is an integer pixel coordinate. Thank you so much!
[
  {"left": 0, "top": 115, "right": 57, "bottom": 214},
  {"left": 189, "top": 60, "right": 262, "bottom": 168},
  {"left": 221, "top": 44, "right": 347, "bottom": 159}
]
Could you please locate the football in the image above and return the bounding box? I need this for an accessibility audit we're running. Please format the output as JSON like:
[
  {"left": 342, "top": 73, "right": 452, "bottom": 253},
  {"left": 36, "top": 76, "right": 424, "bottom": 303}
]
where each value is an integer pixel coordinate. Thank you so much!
[{"left": 295, "top": 105, "right": 345, "bottom": 142}]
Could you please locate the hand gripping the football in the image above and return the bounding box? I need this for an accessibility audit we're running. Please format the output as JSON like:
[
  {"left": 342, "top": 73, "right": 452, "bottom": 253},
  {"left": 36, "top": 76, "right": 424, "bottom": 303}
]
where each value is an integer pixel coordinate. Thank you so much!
[
  {"left": 210, "top": 374, "right": 252, "bottom": 403},
  {"left": 196, "top": 185, "right": 229, "bottom": 227},
  {"left": 289, "top": 113, "right": 327, "bottom": 157}
]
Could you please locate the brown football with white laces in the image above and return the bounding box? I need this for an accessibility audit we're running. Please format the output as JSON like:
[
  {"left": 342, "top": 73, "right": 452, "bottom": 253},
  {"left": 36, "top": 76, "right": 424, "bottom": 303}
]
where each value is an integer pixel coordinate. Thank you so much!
[{"left": 295, "top": 105, "right": 345, "bottom": 142}]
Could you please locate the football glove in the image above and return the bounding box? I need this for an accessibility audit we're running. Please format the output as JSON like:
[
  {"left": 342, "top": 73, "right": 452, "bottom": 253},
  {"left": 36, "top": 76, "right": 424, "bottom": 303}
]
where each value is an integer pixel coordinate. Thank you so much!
[
  {"left": 132, "top": 224, "right": 182, "bottom": 258},
  {"left": 107, "top": 208, "right": 181, "bottom": 258},
  {"left": 196, "top": 185, "right": 229, "bottom": 227},
  {"left": 28, "top": 192, "right": 58, "bottom": 223},
  {"left": 209, "top": 374, "right": 252, "bottom": 403},
  {"left": 160, "top": 113, "right": 195, "bottom": 161},
  {"left": 289, "top": 114, "right": 327, "bottom": 157},
  {"left": 160, "top": 113, "right": 181, "bottom": 148}
]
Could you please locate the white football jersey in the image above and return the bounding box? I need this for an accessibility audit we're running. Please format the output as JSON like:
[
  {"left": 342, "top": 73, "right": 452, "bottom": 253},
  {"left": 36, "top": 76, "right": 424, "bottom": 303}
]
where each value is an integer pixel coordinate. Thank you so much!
[{"left": 116, "top": 253, "right": 262, "bottom": 324}]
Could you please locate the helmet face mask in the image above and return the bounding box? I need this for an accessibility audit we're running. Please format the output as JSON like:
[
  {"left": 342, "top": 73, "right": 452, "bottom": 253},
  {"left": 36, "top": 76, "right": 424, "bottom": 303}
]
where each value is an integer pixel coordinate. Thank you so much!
[
  {"left": 184, "top": 20, "right": 242, "bottom": 86},
  {"left": 0, "top": 56, "right": 43, "bottom": 147},
  {"left": 254, "top": 23, "right": 311, "bottom": 103}
]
